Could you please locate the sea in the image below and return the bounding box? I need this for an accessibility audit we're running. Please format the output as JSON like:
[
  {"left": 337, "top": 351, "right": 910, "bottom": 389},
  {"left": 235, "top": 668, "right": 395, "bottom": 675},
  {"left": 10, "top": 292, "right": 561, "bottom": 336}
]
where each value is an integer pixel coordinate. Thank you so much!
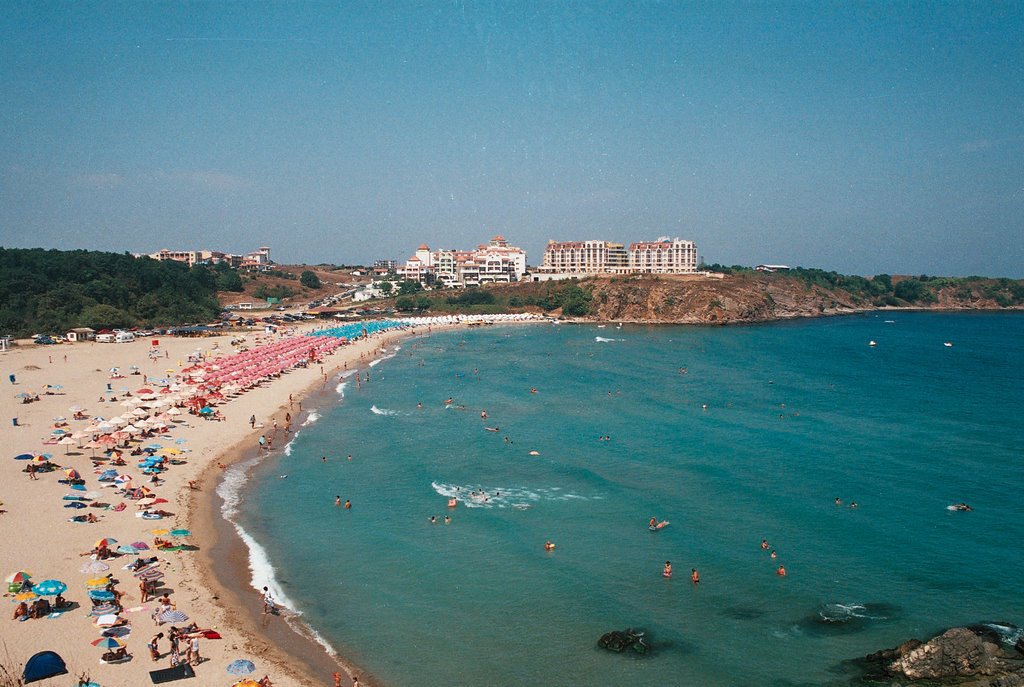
[{"left": 226, "top": 312, "right": 1024, "bottom": 686}]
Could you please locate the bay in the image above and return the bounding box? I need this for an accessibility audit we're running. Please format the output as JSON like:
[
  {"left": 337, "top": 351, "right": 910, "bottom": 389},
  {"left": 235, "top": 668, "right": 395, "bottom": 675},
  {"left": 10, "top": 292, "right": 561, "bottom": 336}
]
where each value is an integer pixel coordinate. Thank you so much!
[{"left": 236, "top": 312, "right": 1024, "bottom": 686}]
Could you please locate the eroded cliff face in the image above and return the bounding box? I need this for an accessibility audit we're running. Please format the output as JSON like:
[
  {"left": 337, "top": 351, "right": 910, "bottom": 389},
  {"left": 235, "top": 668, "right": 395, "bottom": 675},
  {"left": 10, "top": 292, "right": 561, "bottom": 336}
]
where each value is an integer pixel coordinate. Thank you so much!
[{"left": 581, "top": 274, "right": 864, "bottom": 324}]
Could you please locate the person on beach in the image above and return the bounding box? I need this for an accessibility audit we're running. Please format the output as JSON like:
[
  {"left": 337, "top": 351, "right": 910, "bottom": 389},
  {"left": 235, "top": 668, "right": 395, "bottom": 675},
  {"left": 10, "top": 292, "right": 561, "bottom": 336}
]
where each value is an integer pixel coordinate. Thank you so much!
[
  {"left": 148, "top": 633, "right": 163, "bottom": 661},
  {"left": 250, "top": 414, "right": 256, "bottom": 428},
  {"left": 187, "top": 634, "right": 200, "bottom": 665},
  {"left": 262, "top": 586, "right": 275, "bottom": 614},
  {"left": 258, "top": 435, "right": 267, "bottom": 450}
]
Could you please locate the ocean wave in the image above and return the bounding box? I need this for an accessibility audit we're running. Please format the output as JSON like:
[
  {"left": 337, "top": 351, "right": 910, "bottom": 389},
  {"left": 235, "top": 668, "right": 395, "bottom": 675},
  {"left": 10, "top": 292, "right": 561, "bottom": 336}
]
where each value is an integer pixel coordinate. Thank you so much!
[
  {"left": 371, "top": 405, "right": 402, "bottom": 416},
  {"left": 301, "top": 410, "right": 320, "bottom": 426},
  {"left": 338, "top": 369, "right": 358, "bottom": 379},
  {"left": 595, "top": 336, "right": 620, "bottom": 343},
  {"left": 216, "top": 456, "right": 297, "bottom": 611},
  {"left": 283, "top": 431, "right": 300, "bottom": 456},
  {"left": 431, "top": 481, "right": 592, "bottom": 509},
  {"left": 335, "top": 381, "right": 348, "bottom": 397},
  {"left": 285, "top": 614, "right": 338, "bottom": 658}
]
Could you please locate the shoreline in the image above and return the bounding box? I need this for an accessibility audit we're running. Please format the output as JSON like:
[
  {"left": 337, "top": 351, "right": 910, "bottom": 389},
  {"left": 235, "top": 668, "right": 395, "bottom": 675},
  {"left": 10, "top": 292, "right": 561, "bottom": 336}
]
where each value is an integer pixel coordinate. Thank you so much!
[
  {"left": 0, "top": 322, "right": 428, "bottom": 687},
  {"left": 186, "top": 324, "right": 455, "bottom": 687}
]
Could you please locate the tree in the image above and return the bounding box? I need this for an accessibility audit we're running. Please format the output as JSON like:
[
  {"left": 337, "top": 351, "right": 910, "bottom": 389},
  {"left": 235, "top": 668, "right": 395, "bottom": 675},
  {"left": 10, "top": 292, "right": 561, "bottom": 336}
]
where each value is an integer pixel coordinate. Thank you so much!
[
  {"left": 300, "top": 270, "right": 321, "bottom": 289},
  {"left": 395, "top": 296, "right": 415, "bottom": 311},
  {"left": 378, "top": 281, "right": 393, "bottom": 295},
  {"left": 397, "top": 280, "right": 423, "bottom": 296},
  {"left": 216, "top": 269, "right": 244, "bottom": 292}
]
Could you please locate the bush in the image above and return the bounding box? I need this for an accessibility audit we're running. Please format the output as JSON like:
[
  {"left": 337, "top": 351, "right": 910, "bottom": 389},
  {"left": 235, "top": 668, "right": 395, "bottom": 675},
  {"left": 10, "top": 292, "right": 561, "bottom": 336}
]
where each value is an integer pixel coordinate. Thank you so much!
[{"left": 300, "top": 270, "right": 321, "bottom": 289}]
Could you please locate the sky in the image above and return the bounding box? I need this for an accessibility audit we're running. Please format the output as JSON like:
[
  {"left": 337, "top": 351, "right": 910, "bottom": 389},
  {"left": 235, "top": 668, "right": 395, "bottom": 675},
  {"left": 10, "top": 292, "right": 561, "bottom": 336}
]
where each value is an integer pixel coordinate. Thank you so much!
[{"left": 2, "top": 2, "right": 1022, "bottom": 277}]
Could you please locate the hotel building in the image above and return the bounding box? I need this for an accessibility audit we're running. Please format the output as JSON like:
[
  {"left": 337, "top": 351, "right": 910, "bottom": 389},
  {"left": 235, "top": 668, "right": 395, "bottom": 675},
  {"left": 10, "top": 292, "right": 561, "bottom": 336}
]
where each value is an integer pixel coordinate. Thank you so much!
[
  {"left": 537, "top": 237, "right": 697, "bottom": 278},
  {"left": 400, "top": 236, "right": 527, "bottom": 288}
]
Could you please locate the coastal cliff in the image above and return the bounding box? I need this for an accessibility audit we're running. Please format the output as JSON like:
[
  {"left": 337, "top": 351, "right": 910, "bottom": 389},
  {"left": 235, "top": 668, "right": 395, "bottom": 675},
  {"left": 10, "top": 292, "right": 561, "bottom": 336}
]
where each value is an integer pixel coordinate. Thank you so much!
[{"left": 488, "top": 272, "right": 1024, "bottom": 325}]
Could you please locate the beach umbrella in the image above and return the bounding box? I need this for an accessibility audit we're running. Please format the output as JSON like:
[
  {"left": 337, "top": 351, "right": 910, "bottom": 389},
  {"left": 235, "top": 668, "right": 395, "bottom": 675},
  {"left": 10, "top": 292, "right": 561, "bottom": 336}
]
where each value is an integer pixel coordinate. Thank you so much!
[
  {"left": 116, "top": 545, "right": 142, "bottom": 555},
  {"left": 150, "top": 529, "right": 168, "bottom": 536},
  {"left": 69, "top": 405, "right": 85, "bottom": 412},
  {"left": 58, "top": 437, "right": 76, "bottom": 453},
  {"left": 130, "top": 541, "right": 150, "bottom": 550},
  {"left": 51, "top": 429, "right": 68, "bottom": 436},
  {"left": 14, "top": 453, "right": 33, "bottom": 460},
  {"left": 136, "top": 388, "right": 154, "bottom": 395},
  {"left": 64, "top": 468, "right": 82, "bottom": 480},
  {"left": 85, "top": 576, "right": 110, "bottom": 588},
  {"left": 93, "top": 538, "right": 117, "bottom": 549},
  {"left": 6, "top": 571, "right": 32, "bottom": 584},
  {"left": 70, "top": 483, "right": 86, "bottom": 492},
  {"left": 14, "top": 591, "right": 38, "bottom": 602},
  {"left": 135, "top": 569, "right": 163, "bottom": 582},
  {"left": 32, "top": 580, "right": 67, "bottom": 596},
  {"left": 113, "top": 474, "right": 133, "bottom": 484},
  {"left": 91, "top": 637, "right": 124, "bottom": 649},
  {"left": 87, "top": 590, "right": 115, "bottom": 602},
  {"left": 232, "top": 679, "right": 261, "bottom": 687},
  {"left": 79, "top": 561, "right": 109, "bottom": 574},
  {"left": 158, "top": 609, "right": 189, "bottom": 623},
  {"left": 226, "top": 659, "right": 255, "bottom": 675},
  {"left": 169, "top": 529, "right": 191, "bottom": 537}
]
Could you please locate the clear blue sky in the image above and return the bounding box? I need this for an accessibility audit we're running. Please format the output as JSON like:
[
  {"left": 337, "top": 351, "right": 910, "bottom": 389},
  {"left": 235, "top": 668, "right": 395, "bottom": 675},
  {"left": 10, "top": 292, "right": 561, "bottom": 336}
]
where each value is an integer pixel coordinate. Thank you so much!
[{"left": 2, "top": 2, "right": 1022, "bottom": 276}]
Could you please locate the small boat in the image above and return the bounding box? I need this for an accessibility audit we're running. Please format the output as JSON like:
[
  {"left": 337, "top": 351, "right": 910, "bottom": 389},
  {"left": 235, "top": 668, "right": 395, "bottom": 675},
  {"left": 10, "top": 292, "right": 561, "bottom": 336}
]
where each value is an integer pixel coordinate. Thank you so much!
[
  {"left": 868, "top": 340, "right": 877, "bottom": 347},
  {"left": 944, "top": 342, "right": 953, "bottom": 347}
]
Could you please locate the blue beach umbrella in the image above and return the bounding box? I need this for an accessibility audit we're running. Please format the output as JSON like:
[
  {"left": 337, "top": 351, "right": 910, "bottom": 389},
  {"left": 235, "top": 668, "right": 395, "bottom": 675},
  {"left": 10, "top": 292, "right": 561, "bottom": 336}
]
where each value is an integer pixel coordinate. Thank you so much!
[
  {"left": 169, "top": 529, "right": 191, "bottom": 537},
  {"left": 226, "top": 659, "right": 255, "bottom": 675},
  {"left": 14, "top": 453, "right": 33, "bottom": 460},
  {"left": 88, "top": 590, "right": 115, "bottom": 602},
  {"left": 199, "top": 406, "right": 213, "bottom": 415},
  {"left": 32, "top": 580, "right": 67, "bottom": 596}
]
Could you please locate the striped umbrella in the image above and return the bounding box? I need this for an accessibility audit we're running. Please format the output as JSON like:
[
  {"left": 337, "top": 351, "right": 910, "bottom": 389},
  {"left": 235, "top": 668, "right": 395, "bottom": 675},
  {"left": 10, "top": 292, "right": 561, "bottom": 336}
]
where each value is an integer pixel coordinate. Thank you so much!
[{"left": 91, "top": 637, "right": 124, "bottom": 649}]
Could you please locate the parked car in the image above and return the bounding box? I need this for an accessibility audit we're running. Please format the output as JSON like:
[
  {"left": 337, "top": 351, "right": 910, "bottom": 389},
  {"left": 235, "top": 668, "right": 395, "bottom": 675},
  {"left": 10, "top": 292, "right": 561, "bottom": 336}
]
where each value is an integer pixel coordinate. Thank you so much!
[{"left": 33, "top": 335, "right": 57, "bottom": 345}]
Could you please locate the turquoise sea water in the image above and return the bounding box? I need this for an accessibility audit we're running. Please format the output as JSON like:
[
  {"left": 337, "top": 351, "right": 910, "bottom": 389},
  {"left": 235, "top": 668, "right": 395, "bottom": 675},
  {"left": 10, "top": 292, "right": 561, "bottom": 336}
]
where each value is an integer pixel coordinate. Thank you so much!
[{"left": 235, "top": 313, "right": 1024, "bottom": 686}]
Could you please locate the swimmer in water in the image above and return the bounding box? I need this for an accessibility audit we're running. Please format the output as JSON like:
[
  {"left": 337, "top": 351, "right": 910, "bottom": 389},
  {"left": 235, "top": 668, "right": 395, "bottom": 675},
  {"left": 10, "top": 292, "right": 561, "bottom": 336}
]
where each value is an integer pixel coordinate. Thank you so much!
[
  {"left": 691, "top": 568, "right": 700, "bottom": 584},
  {"left": 770, "top": 550, "right": 777, "bottom": 559},
  {"left": 444, "top": 515, "right": 451, "bottom": 524},
  {"left": 663, "top": 561, "right": 672, "bottom": 578},
  {"left": 429, "top": 516, "right": 436, "bottom": 524},
  {"left": 544, "top": 541, "right": 555, "bottom": 551},
  {"left": 335, "top": 495, "right": 341, "bottom": 507},
  {"left": 777, "top": 565, "right": 787, "bottom": 577},
  {"left": 650, "top": 517, "right": 658, "bottom": 528},
  {"left": 761, "top": 539, "right": 769, "bottom": 550},
  {"left": 344, "top": 500, "right": 351, "bottom": 509},
  {"left": 834, "top": 497, "right": 842, "bottom": 506}
]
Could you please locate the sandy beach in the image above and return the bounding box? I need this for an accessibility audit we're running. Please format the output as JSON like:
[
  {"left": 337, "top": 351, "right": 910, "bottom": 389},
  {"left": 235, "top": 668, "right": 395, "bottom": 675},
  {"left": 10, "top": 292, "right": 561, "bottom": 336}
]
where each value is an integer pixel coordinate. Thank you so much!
[{"left": 0, "top": 325, "right": 411, "bottom": 687}]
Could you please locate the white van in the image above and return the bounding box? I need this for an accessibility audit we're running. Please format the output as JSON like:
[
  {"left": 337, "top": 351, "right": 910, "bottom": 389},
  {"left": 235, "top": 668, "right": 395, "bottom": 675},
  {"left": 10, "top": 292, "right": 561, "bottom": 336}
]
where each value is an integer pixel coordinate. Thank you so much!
[
  {"left": 114, "top": 331, "right": 136, "bottom": 343},
  {"left": 96, "top": 333, "right": 116, "bottom": 343}
]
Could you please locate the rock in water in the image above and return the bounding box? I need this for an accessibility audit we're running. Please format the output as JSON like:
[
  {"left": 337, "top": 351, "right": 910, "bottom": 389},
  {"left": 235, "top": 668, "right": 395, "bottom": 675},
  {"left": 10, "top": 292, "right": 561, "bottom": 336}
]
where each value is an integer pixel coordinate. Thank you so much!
[
  {"left": 862, "top": 625, "right": 1024, "bottom": 684},
  {"left": 889, "top": 627, "right": 1001, "bottom": 680}
]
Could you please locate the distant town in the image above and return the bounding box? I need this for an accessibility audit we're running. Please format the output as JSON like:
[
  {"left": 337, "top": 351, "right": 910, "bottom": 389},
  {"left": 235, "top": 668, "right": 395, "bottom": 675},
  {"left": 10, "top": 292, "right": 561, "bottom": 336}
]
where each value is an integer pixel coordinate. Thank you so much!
[{"left": 144, "top": 235, "right": 703, "bottom": 289}]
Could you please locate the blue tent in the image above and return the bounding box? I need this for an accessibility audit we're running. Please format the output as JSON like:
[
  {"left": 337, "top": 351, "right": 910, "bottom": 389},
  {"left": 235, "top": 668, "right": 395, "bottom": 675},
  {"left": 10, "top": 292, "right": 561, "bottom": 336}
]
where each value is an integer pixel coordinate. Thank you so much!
[{"left": 23, "top": 650, "right": 68, "bottom": 683}]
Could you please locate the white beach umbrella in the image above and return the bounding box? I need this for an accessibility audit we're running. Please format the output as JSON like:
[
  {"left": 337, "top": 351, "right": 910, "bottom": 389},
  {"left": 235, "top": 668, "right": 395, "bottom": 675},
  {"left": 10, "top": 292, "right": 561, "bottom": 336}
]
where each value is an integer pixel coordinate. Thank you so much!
[
  {"left": 120, "top": 398, "right": 141, "bottom": 407},
  {"left": 166, "top": 407, "right": 182, "bottom": 416}
]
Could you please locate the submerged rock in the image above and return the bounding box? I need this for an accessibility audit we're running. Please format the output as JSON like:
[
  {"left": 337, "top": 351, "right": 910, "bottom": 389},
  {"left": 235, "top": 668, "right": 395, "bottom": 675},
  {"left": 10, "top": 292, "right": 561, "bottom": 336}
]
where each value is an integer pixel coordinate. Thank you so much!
[{"left": 861, "top": 624, "right": 1024, "bottom": 685}]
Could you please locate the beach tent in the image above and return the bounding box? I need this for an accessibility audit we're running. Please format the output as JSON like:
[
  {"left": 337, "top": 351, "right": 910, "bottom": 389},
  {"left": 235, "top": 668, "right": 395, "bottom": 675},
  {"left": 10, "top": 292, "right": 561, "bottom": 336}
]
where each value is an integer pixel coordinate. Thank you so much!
[{"left": 22, "top": 650, "right": 68, "bottom": 683}]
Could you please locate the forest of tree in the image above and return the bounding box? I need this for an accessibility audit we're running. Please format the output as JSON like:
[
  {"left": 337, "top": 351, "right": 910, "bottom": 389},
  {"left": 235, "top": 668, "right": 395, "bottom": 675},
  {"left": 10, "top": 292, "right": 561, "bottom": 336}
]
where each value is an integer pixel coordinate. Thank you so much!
[{"left": 0, "top": 248, "right": 223, "bottom": 337}]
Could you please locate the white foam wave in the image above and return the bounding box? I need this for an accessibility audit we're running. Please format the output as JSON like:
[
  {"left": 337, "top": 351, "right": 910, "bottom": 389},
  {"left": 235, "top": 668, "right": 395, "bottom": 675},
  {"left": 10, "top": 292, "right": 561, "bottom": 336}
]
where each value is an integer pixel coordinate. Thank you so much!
[
  {"left": 216, "top": 456, "right": 297, "bottom": 611},
  {"left": 301, "top": 410, "right": 320, "bottom": 426},
  {"left": 370, "top": 405, "right": 401, "bottom": 416},
  {"left": 285, "top": 614, "right": 338, "bottom": 658},
  {"left": 338, "top": 369, "right": 358, "bottom": 379},
  {"left": 595, "top": 336, "right": 619, "bottom": 343},
  {"left": 334, "top": 381, "right": 348, "bottom": 397},
  {"left": 431, "top": 481, "right": 592, "bottom": 509},
  {"left": 368, "top": 359, "right": 383, "bottom": 367},
  {"left": 283, "top": 431, "right": 300, "bottom": 456}
]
